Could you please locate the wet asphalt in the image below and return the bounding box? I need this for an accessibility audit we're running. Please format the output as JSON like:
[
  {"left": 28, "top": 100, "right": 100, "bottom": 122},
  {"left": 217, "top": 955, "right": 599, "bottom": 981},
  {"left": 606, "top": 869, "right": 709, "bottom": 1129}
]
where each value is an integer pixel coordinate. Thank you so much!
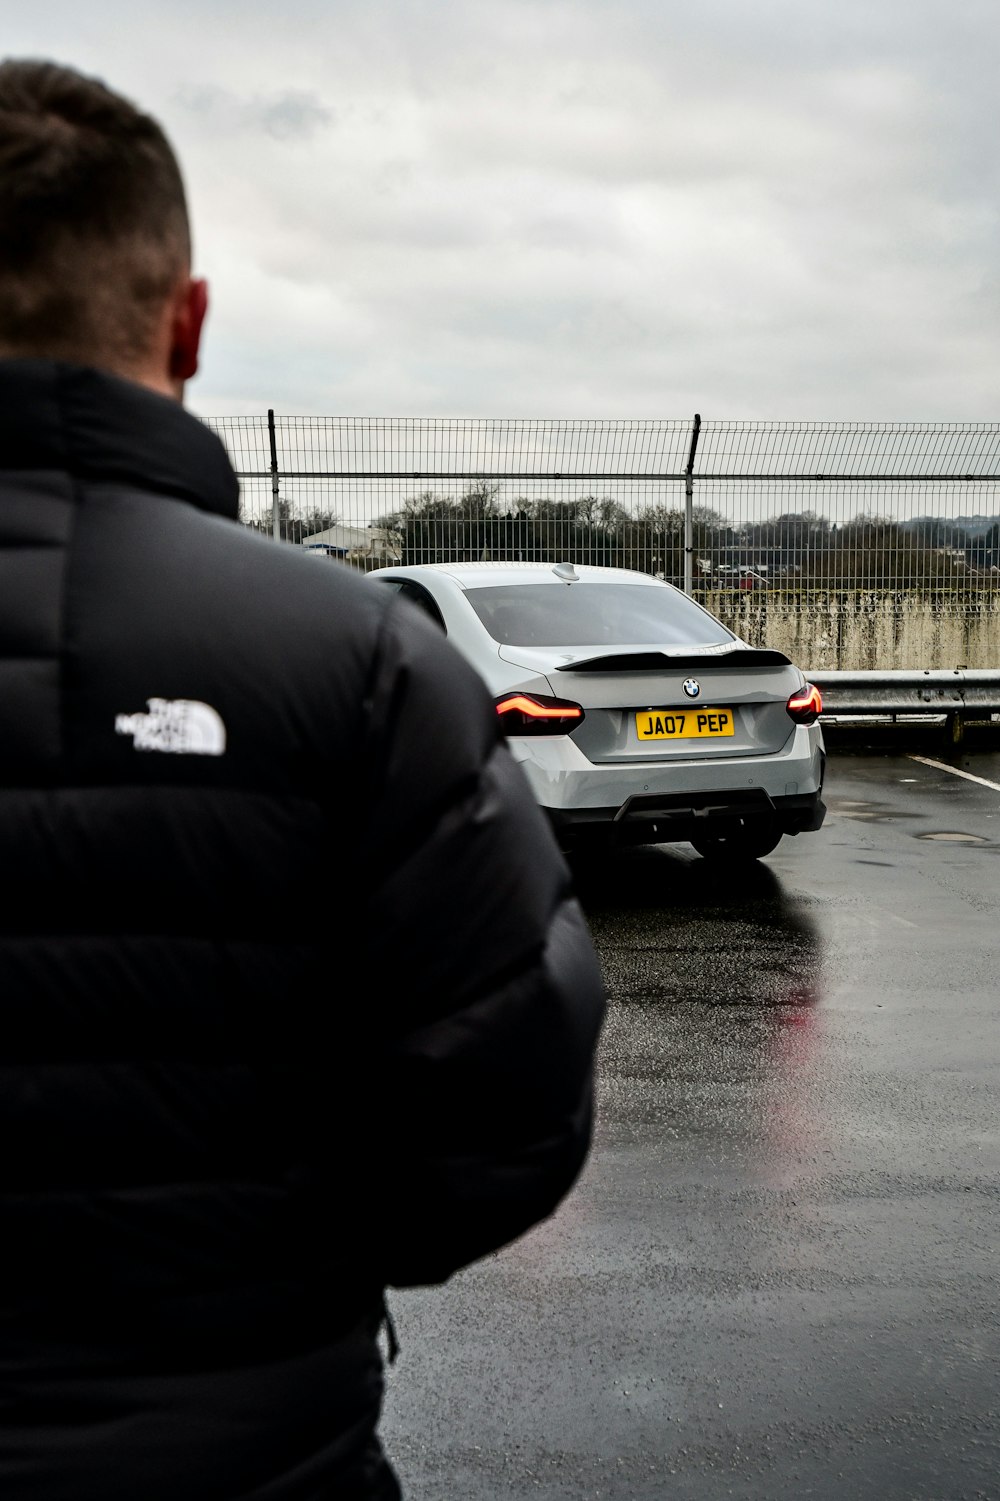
[{"left": 382, "top": 741, "right": 1000, "bottom": 1500}]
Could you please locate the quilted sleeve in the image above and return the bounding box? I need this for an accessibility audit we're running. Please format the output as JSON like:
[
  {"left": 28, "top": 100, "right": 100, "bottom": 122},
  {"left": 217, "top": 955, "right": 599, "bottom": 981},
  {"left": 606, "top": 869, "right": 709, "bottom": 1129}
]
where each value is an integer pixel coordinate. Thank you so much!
[{"left": 355, "top": 598, "right": 606, "bottom": 1286}]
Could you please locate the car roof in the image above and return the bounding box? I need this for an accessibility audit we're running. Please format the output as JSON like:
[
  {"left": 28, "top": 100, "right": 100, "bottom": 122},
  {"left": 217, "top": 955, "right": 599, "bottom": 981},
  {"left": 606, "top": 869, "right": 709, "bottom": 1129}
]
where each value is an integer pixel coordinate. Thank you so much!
[{"left": 384, "top": 562, "right": 670, "bottom": 590}]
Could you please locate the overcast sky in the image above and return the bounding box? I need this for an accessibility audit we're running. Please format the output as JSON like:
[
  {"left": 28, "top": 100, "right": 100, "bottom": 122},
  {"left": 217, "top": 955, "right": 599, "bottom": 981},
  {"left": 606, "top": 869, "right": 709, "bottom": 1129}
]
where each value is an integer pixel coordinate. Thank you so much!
[{"left": 6, "top": 1, "right": 1000, "bottom": 421}]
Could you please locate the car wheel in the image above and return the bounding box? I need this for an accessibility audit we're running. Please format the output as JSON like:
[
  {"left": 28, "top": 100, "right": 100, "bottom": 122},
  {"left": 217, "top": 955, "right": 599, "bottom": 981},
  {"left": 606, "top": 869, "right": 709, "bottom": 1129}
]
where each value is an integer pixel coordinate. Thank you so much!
[{"left": 690, "top": 822, "right": 783, "bottom": 861}]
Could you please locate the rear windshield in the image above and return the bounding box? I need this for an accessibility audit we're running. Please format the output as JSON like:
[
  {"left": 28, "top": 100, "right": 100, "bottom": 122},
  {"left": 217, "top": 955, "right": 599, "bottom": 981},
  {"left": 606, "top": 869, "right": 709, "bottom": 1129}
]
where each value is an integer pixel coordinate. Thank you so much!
[{"left": 464, "top": 582, "right": 734, "bottom": 648}]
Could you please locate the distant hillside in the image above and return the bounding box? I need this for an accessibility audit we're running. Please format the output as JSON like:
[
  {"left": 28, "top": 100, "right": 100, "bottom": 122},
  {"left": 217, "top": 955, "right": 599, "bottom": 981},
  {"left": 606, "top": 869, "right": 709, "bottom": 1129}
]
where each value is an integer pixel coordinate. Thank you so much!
[{"left": 900, "top": 515, "right": 998, "bottom": 537}]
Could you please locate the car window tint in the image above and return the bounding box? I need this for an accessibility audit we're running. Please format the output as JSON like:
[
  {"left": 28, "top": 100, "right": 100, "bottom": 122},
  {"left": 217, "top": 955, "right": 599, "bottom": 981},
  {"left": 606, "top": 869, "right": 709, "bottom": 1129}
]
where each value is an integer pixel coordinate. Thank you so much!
[
  {"left": 397, "top": 581, "right": 447, "bottom": 632},
  {"left": 464, "top": 583, "right": 733, "bottom": 647},
  {"left": 372, "top": 576, "right": 447, "bottom": 631}
]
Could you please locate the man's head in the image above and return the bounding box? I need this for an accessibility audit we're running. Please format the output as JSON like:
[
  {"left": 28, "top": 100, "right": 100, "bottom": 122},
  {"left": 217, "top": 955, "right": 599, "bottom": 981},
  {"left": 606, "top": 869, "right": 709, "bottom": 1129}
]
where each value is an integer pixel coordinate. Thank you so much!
[{"left": 0, "top": 59, "right": 207, "bottom": 398}]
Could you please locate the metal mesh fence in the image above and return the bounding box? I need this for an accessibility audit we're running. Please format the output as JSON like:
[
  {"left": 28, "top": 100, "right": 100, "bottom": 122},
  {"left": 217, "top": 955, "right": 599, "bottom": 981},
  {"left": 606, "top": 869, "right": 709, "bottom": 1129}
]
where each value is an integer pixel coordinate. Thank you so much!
[
  {"left": 206, "top": 414, "right": 1000, "bottom": 585},
  {"left": 204, "top": 414, "right": 1000, "bottom": 667}
]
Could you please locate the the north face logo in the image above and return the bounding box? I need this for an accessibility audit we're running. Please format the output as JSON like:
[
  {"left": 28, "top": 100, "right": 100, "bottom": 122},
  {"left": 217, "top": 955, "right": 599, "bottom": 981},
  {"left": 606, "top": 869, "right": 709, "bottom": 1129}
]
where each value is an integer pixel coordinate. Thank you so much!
[{"left": 115, "top": 698, "right": 227, "bottom": 756}]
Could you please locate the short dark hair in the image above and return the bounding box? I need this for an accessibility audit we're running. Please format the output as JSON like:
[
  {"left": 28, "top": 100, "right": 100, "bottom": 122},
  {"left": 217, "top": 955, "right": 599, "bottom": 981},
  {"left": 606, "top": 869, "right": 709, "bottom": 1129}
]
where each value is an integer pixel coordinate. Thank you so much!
[{"left": 0, "top": 59, "right": 191, "bottom": 370}]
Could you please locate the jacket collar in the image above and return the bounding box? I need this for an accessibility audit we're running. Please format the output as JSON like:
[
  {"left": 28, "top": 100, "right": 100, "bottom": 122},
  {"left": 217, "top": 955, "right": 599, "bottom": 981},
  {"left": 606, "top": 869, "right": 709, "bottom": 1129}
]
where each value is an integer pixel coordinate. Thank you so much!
[{"left": 0, "top": 359, "right": 240, "bottom": 520}]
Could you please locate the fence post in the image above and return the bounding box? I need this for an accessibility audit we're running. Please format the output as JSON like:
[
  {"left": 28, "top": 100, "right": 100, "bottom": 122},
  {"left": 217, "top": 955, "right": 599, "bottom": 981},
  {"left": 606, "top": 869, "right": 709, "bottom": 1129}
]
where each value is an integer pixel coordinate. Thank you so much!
[
  {"left": 683, "top": 412, "right": 702, "bottom": 594},
  {"left": 268, "top": 408, "right": 280, "bottom": 541}
]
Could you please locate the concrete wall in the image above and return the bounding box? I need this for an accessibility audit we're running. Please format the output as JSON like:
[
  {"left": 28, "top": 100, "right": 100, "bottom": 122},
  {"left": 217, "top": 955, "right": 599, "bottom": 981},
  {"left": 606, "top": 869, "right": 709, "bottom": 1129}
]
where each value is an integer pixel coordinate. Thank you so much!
[{"left": 707, "top": 591, "right": 1000, "bottom": 671}]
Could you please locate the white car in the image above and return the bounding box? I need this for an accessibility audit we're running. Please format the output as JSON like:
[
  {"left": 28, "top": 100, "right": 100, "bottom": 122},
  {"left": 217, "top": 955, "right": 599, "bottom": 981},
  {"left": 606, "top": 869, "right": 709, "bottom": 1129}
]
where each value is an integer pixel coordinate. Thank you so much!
[{"left": 368, "top": 562, "right": 826, "bottom": 858}]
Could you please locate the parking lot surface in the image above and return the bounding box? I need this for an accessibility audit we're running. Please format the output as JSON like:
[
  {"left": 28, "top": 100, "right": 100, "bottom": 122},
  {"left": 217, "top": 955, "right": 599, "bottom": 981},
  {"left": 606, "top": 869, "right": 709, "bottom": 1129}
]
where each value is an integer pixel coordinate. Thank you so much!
[{"left": 382, "top": 748, "right": 1000, "bottom": 1500}]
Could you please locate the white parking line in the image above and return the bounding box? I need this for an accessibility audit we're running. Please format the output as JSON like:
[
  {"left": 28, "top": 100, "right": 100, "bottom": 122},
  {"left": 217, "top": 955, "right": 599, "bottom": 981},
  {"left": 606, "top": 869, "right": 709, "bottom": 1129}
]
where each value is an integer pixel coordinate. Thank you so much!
[{"left": 908, "top": 755, "right": 1000, "bottom": 793}]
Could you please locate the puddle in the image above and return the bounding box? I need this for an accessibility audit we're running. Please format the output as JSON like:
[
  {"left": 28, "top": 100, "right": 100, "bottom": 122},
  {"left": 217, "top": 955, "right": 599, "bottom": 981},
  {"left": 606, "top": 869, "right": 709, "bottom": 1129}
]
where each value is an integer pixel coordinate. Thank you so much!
[
  {"left": 826, "top": 797, "right": 920, "bottom": 822},
  {"left": 916, "top": 831, "right": 989, "bottom": 844}
]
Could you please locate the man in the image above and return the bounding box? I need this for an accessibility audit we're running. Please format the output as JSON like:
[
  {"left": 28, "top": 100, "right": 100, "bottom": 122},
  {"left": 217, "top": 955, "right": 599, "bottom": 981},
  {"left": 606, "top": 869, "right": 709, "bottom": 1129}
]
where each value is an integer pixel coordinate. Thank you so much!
[{"left": 0, "top": 60, "right": 605, "bottom": 1500}]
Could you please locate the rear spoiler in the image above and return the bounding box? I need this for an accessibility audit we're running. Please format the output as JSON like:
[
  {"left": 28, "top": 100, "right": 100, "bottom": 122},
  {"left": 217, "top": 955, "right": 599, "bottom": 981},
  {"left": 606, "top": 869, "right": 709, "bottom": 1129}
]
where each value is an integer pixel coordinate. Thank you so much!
[{"left": 556, "top": 649, "right": 792, "bottom": 673}]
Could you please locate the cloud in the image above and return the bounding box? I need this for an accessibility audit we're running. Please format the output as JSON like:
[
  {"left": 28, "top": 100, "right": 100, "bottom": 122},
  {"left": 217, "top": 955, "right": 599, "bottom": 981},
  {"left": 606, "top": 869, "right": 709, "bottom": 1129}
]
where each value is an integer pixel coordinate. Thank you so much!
[
  {"left": 3, "top": 0, "right": 1000, "bottom": 419},
  {"left": 174, "top": 84, "right": 333, "bottom": 141}
]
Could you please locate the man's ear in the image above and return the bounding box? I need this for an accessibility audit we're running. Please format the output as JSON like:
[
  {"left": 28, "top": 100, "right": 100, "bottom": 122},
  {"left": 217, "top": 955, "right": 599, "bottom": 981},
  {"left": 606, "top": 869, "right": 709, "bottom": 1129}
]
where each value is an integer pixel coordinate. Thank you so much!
[{"left": 168, "top": 276, "right": 208, "bottom": 387}]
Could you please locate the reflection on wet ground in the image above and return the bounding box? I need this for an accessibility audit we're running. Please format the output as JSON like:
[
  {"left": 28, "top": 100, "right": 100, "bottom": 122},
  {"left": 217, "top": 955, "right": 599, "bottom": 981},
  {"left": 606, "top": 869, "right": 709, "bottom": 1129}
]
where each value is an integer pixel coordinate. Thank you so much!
[
  {"left": 384, "top": 760, "right": 1000, "bottom": 1500},
  {"left": 570, "top": 846, "right": 825, "bottom": 1152},
  {"left": 571, "top": 846, "right": 821, "bottom": 1009}
]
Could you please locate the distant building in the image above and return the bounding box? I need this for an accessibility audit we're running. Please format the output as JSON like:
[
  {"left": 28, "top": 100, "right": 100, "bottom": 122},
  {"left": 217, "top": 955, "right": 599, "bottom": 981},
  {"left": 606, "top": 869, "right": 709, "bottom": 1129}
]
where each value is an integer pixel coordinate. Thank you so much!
[{"left": 301, "top": 524, "right": 402, "bottom": 564}]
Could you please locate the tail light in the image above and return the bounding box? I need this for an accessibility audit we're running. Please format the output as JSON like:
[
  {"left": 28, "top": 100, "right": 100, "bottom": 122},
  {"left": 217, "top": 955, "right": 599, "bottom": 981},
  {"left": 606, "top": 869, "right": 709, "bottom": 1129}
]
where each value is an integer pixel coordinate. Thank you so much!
[
  {"left": 495, "top": 693, "right": 585, "bottom": 736},
  {"left": 786, "top": 683, "right": 823, "bottom": 725}
]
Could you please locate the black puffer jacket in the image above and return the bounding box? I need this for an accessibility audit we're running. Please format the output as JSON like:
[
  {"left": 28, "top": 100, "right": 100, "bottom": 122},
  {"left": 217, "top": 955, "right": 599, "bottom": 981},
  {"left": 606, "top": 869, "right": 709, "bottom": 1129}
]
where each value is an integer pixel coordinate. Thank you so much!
[{"left": 0, "top": 361, "right": 605, "bottom": 1501}]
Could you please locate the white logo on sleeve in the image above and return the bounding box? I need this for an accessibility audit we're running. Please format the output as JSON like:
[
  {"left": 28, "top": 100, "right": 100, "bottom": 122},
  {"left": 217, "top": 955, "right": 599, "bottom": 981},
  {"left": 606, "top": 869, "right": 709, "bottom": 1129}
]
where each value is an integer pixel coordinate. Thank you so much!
[{"left": 115, "top": 698, "right": 227, "bottom": 756}]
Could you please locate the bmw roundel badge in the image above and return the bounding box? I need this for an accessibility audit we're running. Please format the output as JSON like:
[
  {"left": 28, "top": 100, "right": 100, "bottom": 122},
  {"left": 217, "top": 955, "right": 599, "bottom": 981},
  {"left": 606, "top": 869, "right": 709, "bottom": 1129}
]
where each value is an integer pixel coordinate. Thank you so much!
[{"left": 682, "top": 679, "right": 701, "bottom": 698}]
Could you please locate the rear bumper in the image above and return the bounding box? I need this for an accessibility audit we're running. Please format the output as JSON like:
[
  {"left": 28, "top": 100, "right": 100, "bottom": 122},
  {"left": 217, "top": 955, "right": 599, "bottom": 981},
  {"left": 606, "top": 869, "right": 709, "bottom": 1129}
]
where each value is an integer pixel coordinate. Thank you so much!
[
  {"left": 547, "top": 787, "right": 826, "bottom": 848},
  {"left": 509, "top": 723, "right": 826, "bottom": 848}
]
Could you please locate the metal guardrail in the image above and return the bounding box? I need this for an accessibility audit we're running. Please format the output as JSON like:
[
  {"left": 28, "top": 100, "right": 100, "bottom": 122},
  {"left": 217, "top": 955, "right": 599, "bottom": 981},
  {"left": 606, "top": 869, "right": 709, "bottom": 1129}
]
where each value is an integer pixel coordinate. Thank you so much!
[
  {"left": 809, "top": 668, "right": 1000, "bottom": 714},
  {"left": 809, "top": 668, "right": 1000, "bottom": 744}
]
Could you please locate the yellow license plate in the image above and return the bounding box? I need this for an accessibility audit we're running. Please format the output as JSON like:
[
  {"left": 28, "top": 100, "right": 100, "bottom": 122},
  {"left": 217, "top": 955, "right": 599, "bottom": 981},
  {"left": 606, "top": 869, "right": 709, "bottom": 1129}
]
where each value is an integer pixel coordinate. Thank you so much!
[{"left": 636, "top": 707, "right": 734, "bottom": 740}]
